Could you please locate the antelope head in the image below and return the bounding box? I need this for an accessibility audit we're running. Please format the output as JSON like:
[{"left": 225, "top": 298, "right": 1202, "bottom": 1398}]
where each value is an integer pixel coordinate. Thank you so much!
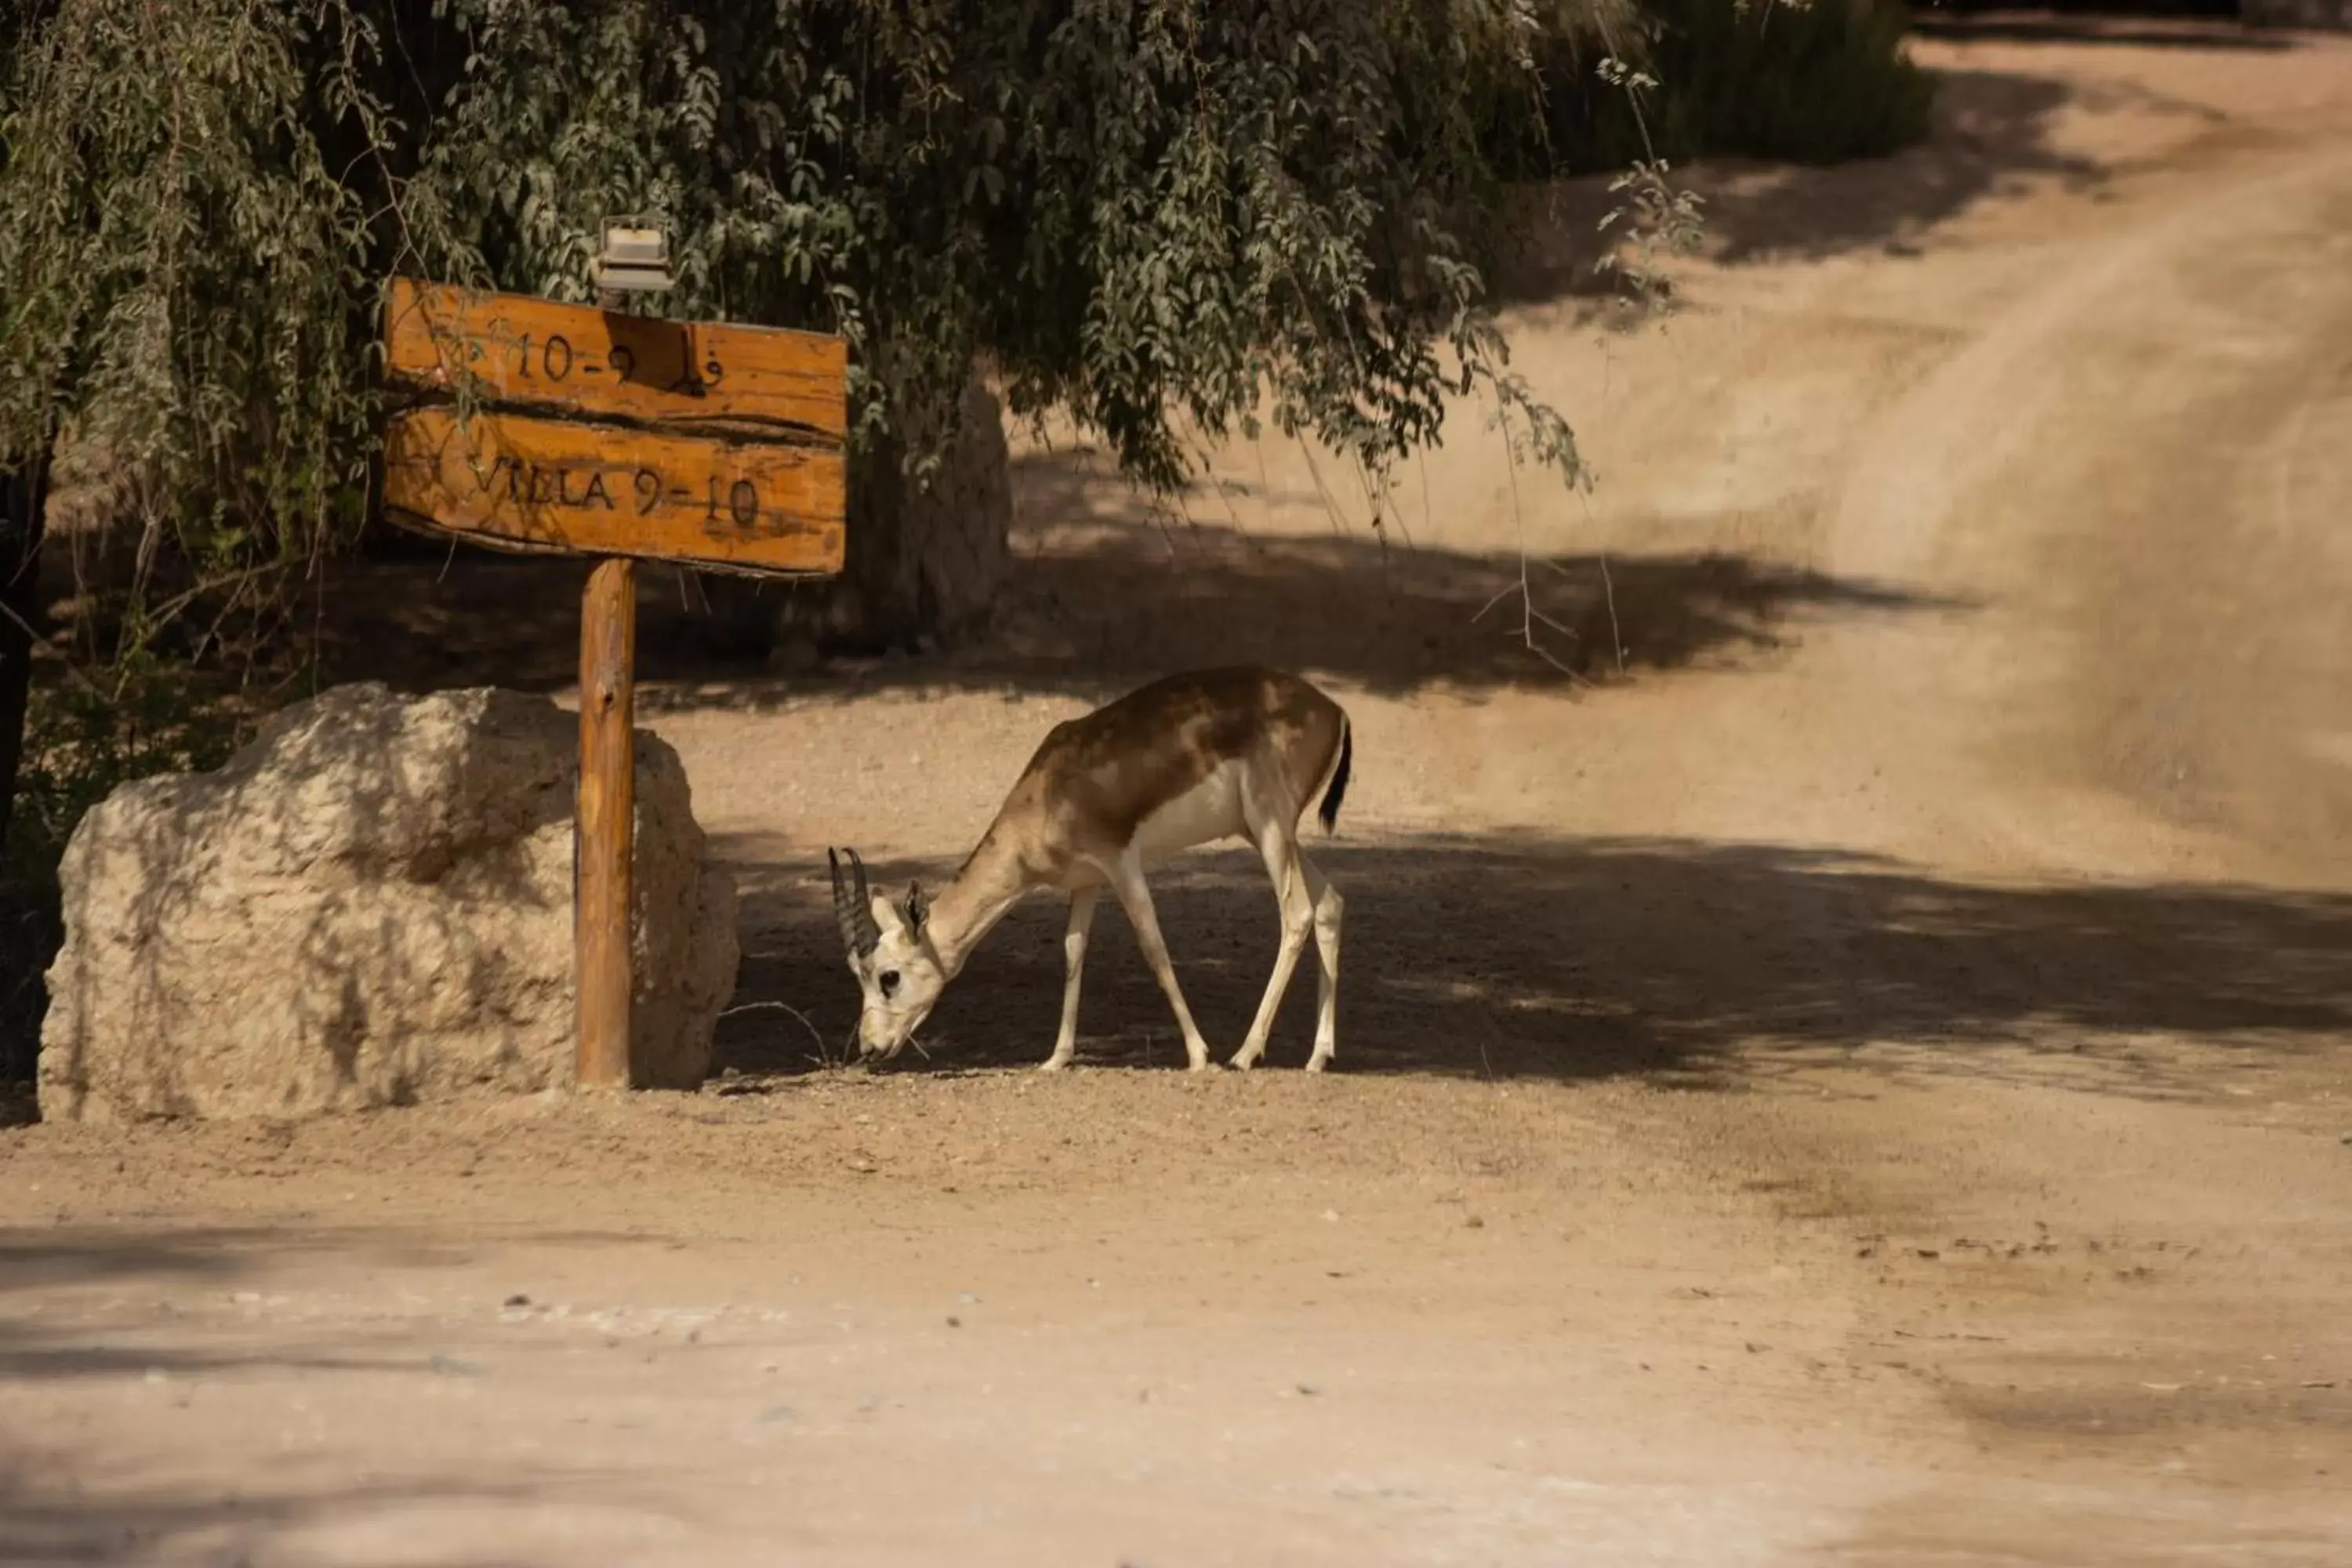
[{"left": 829, "top": 847, "right": 943, "bottom": 1063}]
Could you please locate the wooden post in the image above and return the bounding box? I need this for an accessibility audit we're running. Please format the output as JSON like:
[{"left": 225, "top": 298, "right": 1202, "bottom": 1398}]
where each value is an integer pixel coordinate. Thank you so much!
[
  {"left": 577, "top": 281, "right": 640, "bottom": 1092},
  {"left": 575, "top": 554, "right": 637, "bottom": 1088},
  {"left": 378, "top": 272, "right": 846, "bottom": 1096}
]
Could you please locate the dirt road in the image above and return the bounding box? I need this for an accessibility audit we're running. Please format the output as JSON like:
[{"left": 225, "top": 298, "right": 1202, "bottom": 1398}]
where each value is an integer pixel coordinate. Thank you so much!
[{"left": 7, "top": 18, "right": 2352, "bottom": 1566}]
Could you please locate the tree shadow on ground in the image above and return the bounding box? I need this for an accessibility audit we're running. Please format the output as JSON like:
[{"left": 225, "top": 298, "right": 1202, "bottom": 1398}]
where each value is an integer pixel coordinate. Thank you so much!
[
  {"left": 0, "top": 1229, "right": 583, "bottom": 1566},
  {"left": 321, "top": 476, "right": 1956, "bottom": 707},
  {"left": 0, "top": 1462, "right": 543, "bottom": 1568},
  {"left": 0, "top": 1229, "right": 419, "bottom": 1383},
  {"left": 717, "top": 833, "right": 2352, "bottom": 1101}
]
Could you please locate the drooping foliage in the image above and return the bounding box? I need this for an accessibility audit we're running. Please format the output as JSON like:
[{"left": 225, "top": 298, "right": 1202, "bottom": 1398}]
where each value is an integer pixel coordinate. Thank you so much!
[
  {"left": 1, "top": 0, "right": 1641, "bottom": 607},
  {"left": 0, "top": 0, "right": 397, "bottom": 600}
]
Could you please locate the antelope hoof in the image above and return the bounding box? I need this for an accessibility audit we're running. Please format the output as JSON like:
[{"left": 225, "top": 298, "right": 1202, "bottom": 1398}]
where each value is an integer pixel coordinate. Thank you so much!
[
  {"left": 1228, "top": 1048, "right": 1261, "bottom": 1071},
  {"left": 1037, "top": 1055, "right": 1071, "bottom": 1073}
]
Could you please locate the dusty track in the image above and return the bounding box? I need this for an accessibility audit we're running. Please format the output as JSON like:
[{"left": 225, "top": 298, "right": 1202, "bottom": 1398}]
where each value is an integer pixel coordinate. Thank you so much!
[{"left": 7, "top": 18, "right": 2352, "bottom": 1566}]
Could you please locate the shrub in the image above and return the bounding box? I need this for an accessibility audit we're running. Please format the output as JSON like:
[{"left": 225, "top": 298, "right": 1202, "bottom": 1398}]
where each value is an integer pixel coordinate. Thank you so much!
[{"left": 1499, "top": 0, "right": 1936, "bottom": 176}]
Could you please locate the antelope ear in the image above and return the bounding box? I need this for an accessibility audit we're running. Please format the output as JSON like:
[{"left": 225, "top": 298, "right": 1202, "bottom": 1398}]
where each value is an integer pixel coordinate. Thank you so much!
[{"left": 904, "top": 881, "right": 930, "bottom": 938}]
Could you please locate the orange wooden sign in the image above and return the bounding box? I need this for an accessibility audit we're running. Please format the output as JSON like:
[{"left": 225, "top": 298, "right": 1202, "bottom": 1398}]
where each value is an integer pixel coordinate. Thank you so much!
[
  {"left": 383, "top": 278, "right": 848, "bottom": 437},
  {"left": 382, "top": 406, "right": 845, "bottom": 575}
]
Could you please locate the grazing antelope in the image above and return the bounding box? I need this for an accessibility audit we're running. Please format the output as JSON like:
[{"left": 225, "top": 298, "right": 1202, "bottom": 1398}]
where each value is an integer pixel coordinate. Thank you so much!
[{"left": 829, "top": 666, "right": 1352, "bottom": 1072}]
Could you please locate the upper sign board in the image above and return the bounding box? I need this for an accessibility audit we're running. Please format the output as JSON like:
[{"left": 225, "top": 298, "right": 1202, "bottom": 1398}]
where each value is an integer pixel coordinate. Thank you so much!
[
  {"left": 379, "top": 278, "right": 848, "bottom": 577},
  {"left": 384, "top": 279, "right": 848, "bottom": 436}
]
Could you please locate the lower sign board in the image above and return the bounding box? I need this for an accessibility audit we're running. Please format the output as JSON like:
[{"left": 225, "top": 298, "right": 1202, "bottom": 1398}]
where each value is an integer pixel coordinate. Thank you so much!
[{"left": 382, "top": 407, "right": 846, "bottom": 576}]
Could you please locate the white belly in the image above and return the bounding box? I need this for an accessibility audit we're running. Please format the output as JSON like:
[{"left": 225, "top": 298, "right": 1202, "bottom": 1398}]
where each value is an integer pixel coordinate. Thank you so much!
[{"left": 1128, "top": 763, "right": 1247, "bottom": 868}]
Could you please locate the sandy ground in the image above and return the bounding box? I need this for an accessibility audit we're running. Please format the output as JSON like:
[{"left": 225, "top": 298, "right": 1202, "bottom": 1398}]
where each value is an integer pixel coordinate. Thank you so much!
[{"left": 8, "top": 15, "right": 2352, "bottom": 1566}]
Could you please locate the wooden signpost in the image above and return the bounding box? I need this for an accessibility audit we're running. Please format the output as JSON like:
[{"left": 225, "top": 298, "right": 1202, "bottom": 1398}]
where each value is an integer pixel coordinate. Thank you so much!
[{"left": 380, "top": 272, "right": 848, "bottom": 1090}]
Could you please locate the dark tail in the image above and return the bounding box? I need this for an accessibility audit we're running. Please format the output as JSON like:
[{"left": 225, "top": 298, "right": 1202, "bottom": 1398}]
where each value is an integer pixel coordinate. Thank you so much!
[{"left": 1316, "top": 716, "right": 1352, "bottom": 834}]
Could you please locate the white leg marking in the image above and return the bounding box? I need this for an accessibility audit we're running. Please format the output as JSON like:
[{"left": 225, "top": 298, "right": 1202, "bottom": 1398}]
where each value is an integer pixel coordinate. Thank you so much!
[
  {"left": 1302, "top": 852, "right": 1342, "bottom": 1073},
  {"left": 1041, "top": 884, "right": 1101, "bottom": 1071},
  {"left": 1105, "top": 852, "right": 1214, "bottom": 1072},
  {"left": 1232, "top": 822, "right": 1316, "bottom": 1070}
]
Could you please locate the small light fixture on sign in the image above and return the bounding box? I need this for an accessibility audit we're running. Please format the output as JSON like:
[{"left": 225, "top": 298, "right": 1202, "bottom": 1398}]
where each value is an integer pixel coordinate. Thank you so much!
[{"left": 589, "top": 218, "right": 674, "bottom": 295}]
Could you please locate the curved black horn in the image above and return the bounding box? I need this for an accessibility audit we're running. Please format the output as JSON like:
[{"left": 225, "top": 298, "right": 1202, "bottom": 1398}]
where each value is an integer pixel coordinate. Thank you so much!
[
  {"left": 829, "top": 848, "right": 881, "bottom": 958},
  {"left": 851, "top": 850, "right": 883, "bottom": 953},
  {"left": 827, "top": 848, "right": 853, "bottom": 949},
  {"left": 830, "top": 847, "right": 882, "bottom": 957}
]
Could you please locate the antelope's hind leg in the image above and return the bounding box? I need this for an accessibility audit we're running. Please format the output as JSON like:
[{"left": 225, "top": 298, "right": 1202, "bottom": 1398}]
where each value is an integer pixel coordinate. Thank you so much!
[
  {"left": 1301, "top": 852, "right": 1343, "bottom": 1072},
  {"left": 1040, "top": 883, "right": 1101, "bottom": 1072},
  {"left": 1231, "top": 822, "right": 1317, "bottom": 1070}
]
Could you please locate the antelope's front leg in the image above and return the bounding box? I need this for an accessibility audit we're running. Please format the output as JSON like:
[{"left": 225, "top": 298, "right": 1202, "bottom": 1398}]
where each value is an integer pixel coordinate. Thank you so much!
[
  {"left": 1040, "top": 884, "right": 1101, "bottom": 1072},
  {"left": 1104, "top": 855, "right": 1216, "bottom": 1072}
]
